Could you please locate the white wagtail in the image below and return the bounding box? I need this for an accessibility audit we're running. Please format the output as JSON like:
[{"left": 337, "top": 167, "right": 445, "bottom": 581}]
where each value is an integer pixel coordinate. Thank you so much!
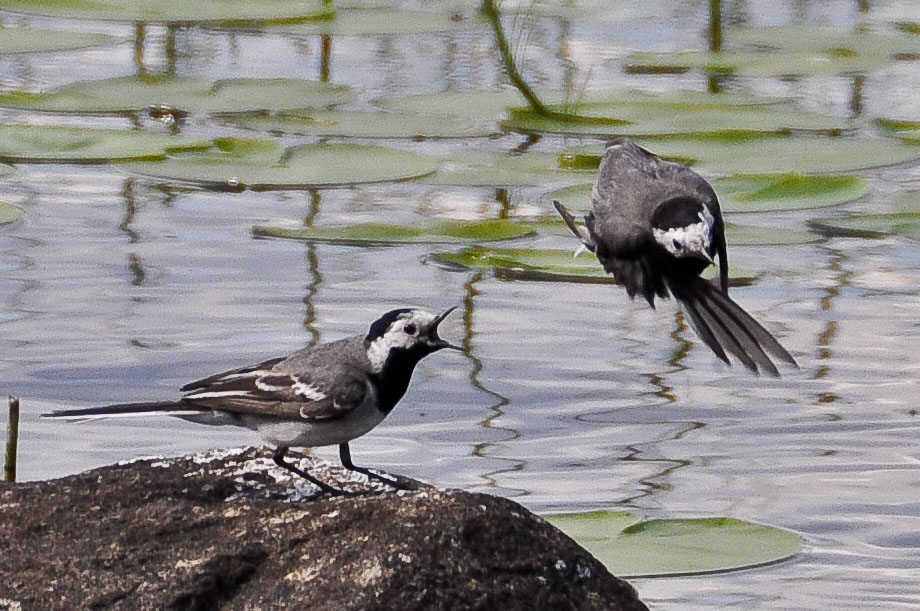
[
  {"left": 554, "top": 138, "right": 797, "bottom": 376},
  {"left": 44, "top": 306, "right": 461, "bottom": 494}
]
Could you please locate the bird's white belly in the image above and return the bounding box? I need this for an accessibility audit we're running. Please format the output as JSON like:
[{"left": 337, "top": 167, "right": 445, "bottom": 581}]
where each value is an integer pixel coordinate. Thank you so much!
[{"left": 252, "top": 407, "right": 388, "bottom": 449}]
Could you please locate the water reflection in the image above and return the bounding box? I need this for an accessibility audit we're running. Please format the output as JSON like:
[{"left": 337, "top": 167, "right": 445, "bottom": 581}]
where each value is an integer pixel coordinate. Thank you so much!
[
  {"left": 2, "top": 1, "right": 920, "bottom": 608},
  {"left": 460, "top": 272, "right": 525, "bottom": 494},
  {"left": 813, "top": 245, "right": 852, "bottom": 406},
  {"left": 301, "top": 190, "right": 323, "bottom": 347}
]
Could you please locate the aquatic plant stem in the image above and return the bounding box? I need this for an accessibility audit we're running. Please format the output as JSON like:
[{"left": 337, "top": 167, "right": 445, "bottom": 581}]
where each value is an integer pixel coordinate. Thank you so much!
[
  {"left": 4, "top": 396, "right": 19, "bottom": 482},
  {"left": 481, "top": 0, "right": 585, "bottom": 122}
]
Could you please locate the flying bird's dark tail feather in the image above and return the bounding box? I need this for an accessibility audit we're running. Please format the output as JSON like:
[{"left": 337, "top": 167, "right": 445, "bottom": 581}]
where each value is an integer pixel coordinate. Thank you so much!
[
  {"left": 669, "top": 276, "right": 798, "bottom": 376},
  {"left": 42, "top": 401, "right": 204, "bottom": 421}
]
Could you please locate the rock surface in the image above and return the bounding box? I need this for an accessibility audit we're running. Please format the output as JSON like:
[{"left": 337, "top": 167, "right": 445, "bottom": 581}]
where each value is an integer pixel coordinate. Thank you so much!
[{"left": 0, "top": 447, "right": 648, "bottom": 610}]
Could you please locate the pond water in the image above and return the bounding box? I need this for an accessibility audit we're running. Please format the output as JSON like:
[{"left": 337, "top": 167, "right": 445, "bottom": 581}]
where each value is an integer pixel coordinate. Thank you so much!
[{"left": 2, "top": 1, "right": 920, "bottom": 609}]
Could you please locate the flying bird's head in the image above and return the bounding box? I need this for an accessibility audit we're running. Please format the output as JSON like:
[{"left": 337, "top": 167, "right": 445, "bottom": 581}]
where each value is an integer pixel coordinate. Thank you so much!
[
  {"left": 365, "top": 307, "right": 461, "bottom": 373},
  {"left": 651, "top": 197, "right": 716, "bottom": 265}
]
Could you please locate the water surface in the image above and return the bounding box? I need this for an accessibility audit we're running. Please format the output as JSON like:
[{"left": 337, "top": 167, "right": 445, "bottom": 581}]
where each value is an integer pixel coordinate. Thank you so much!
[{"left": 1, "top": 1, "right": 920, "bottom": 609}]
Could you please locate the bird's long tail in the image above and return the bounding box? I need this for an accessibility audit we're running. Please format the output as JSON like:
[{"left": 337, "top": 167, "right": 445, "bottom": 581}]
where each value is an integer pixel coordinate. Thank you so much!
[
  {"left": 669, "top": 276, "right": 797, "bottom": 376},
  {"left": 42, "top": 401, "right": 205, "bottom": 422}
]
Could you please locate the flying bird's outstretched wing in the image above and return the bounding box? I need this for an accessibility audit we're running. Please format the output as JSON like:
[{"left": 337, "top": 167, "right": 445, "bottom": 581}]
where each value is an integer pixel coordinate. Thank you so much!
[{"left": 555, "top": 139, "right": 795, "bottom": 375}]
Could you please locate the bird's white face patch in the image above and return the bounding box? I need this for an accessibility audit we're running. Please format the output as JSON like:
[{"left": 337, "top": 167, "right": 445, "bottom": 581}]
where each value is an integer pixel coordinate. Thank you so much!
[
  {"left": 653, "top": 207, "right": 715, "bottom": 262},
  {"left": 366, "top": 309, "right": 439, "bottom": 373}
]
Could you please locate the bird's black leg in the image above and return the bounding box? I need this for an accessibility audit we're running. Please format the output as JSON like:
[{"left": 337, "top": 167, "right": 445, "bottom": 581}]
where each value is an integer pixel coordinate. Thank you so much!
[
  {"left": 272, "top": 446, "right": 346, "bottom": 496},
  {"left": 338, "top": 443, "right": 416, "bottom": 490}
]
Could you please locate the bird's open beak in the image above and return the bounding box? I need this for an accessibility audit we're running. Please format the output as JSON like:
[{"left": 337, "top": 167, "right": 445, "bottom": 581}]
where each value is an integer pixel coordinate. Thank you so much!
[{"left": 430, "top": 306, "right": 462, "bottom": 351}]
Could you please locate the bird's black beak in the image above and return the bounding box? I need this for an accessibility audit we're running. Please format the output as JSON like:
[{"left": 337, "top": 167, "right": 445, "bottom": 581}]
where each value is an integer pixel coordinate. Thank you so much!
[{"left": 430, "top": 306, "right": 462, "bottom": 351}]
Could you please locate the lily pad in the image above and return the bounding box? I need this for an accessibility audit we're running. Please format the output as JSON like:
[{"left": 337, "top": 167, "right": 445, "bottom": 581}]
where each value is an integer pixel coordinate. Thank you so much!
[
  {"left": 650, "top": 136, "right": 920, "bottom": 174},
  {"left": 0, "top": 76, "right": 355, "bottom": 116},
  {"left": 624, "top": 48, "right": 888, "bottom": 77},
  {"left": 566, "top": 135, "right": 920, "bottom": 175},
  {"left": 0, "top": 27, "right": 120, "bottom": 54},
  {"left": 471, "top": 0, "right": 659, "bottom": 19},
  {"left": 715, "top": 174, "right": 870, "bottom": 212},
  {"left": 875, "top": 118, "right": 920, "bottom": 144},
  {"left": 545, "top": 173, "right": 867, "bottom": 215},
  {"left": 376, "top": 90, "right": 528, "bottom": 120},
  {"left": 378, "top": 88, "right": 785, "bottom": 121},
  {"left": 426, "top": 151, "right": 592, "bottom": 188},
  {"left": 121, "top": 139, "right": 438, "bottom": 190},
  {"left": 227, "top": 109, "right": 496, "bottom": 139},
  {"left": 283, "top": 9, "right": 486, "bottom": 35},
  {"left": 253, "top": 219, "right": 535, "bottom": 246},
  {"left": 727, "top": 26, "right": 920, "bottom": 59},
  {"left": 431, "top": 246, "right": 756, "bottom": 286},
  {"left": 722, "top": 223, "right": 820, "bottom": 246},
  {"left": 0, "top": 0, "right": 335, "bottom": 25},
  {"left": 503, "top": 103, "right": 849, "bottom": 138},
  {"left": 0, "top": 203, "right": 23, "bottom": 226},
  {"left": 0, "top": 125, "right": 209, "bottom": 163},
  {"left": 545, "top": 510, "right": 802, "bottom": 578},
  {"left": 810, "top": 192, "right": 920, "bottom": 240}
]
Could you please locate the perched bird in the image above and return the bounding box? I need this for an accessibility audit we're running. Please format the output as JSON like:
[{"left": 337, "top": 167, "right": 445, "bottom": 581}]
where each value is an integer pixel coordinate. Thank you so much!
[
  {"left": 554, "top": 138, "right": 796, "bottom": 376},
  {"left": 44, "top": 307, "right": 461, "bottom": 494}
]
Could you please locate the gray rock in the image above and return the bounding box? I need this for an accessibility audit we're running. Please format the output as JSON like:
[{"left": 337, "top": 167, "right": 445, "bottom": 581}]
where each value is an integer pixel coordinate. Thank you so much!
[{"left": 0, "top": 447, "right": 648, "bottom": 611}]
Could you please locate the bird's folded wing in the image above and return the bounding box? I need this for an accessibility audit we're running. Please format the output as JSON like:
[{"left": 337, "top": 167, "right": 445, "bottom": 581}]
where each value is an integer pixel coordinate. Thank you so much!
[
  {"left": 183, "top": 369, "right": 368, "bottom": 422},
  {"left": 180, "top": 356, "right": 286, "bottom": 392}
]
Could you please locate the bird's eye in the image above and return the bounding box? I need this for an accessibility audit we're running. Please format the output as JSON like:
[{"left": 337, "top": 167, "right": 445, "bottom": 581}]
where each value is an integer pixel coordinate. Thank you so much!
[
  {"left": 672, "top": 239, "right": 682, "bottom": 250},
  {"left": 404, "top": 323, "right": 418, "bottom": 336}
]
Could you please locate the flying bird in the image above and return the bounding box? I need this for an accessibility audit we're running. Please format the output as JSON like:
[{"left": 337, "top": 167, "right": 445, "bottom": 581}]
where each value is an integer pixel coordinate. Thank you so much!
[
  {"left": 554, "top": 138, "right": 796, "bottom": 376},
  {"left": 44, "top": 307, "right": 461, "bottom": 494}
]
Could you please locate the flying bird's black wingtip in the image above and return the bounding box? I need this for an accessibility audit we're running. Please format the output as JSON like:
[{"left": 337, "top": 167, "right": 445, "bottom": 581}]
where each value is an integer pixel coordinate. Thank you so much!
[
  {"left": 553, "top": 200, "right": 596, "bottom": 253},
  {"left": 672, "top": 276, "right": 796, "bottom": 378}
]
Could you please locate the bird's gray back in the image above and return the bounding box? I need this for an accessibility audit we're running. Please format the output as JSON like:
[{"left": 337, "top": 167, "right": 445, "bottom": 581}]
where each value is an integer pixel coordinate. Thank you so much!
[
  {"left": 273, "top": 335, "right": 370, "bottom": 387},
  {"left": 591, "top": 139, "right": 719, "bottom": 225}
]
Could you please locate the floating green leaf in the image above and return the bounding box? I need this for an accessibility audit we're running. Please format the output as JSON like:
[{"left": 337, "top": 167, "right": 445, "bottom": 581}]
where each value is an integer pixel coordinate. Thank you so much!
[
  {"left": 0, "top": 76, "right": 355, "bottom": 115},
  {"left": 0, "top": 27, "right": 120, "bottom": 54},
  {"left": 376, "top": 90, "right": 528, "bottom": 120},
  {"left": 378, "top": 88, "right": 783, "bottom": 120},
  {"left": 542, "top": 184, "right": 592, "bottom": 209},
  {"left": 722, "top": 223, "right": 820, "bottom": 246},
  {"left": 227, "top": 109, "right": 495, "bottom": 139},
  {"left": 624, "top": 48, "right": 888, "bottom": 77},
  {"left": 432, "top": 246, "right": 612, "bottom": 283},
  {"left": 418, "top": 0, "right": 659, "bottom": 20},
  {"left": 568, "top": 135, "right": 920, "bottom": 175},
  {"left": 576, "top": 89, "right": 788, "bottom": 107},
  {"left": 726, "top": 26, "right": 920, "bottom": 58},
  {"left": 503, "top": 103, "right": 848, "bottom": 137},
  {"left": 810, "top": 192, "right": 920, "bottom": 240},
  {"left": 283, "top": 9, "right": 486, "bottom": 35},
  {"left": 0, "top": 203, "right": 23, "bottom": 226},
  {"left": 121, "top": 139, "right": 438, "bottom": 190},
  {"left": 431, "top": 246, "right": 756, "bottom": 285},
  {"left": 715, "top": 173, "right": 869, "bottom": 212},
  {"left": 0, "top": 0, "right": 335, "bottom": 25},
  {"left": 425, "top": 151, "right": 591, "bottom": 187},
  {"left": 0, "top": 125, "right": 209, "bottom": 163},
  {"left": 875, "top": 118, "right": 920, "bottom": 144},
  {"left": 545, "top": 510, "right": 802, "bottom": 578},
  {"left": 253, "top": 218, "right": 535, "bottom": 246}
]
